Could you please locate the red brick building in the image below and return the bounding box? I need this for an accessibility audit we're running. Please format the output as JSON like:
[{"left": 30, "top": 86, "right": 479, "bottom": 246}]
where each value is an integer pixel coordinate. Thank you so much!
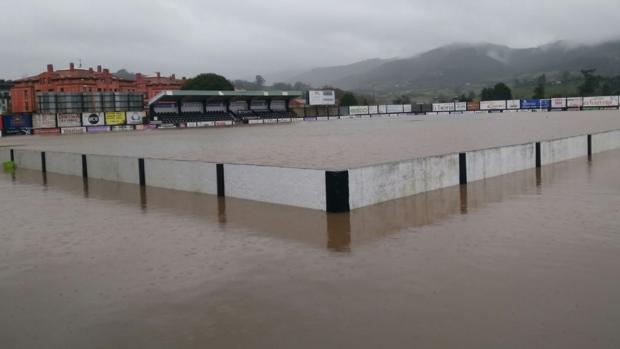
[{"left": 10, "top": 63, "right": 184, "bottom": 113}]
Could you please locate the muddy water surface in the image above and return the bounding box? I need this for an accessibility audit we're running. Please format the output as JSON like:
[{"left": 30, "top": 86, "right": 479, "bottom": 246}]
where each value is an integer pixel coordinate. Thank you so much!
[
  {"left": 1, "top": 111, "right": 619, "bottom": 168},
  {"left": 1, "top": 151, "right": 619, "bottom": 348}
]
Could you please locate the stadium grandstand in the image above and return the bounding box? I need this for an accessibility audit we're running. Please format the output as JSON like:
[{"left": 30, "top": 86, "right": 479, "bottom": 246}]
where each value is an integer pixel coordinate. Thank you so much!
[{"left": 148, "top": 90, "right": 302, "bottom": 126}]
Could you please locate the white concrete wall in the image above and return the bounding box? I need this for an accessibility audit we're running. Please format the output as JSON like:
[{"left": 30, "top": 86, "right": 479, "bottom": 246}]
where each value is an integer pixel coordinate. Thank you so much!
[
  {"left": 592, "top": 130, "right": 620, "bottom": 154},
  {"left": 467, "top": 143, "right": 535, "bottom": 182},
  {"left": 46, "top": 151, "right": 83, "bottom": 177},
  {"left": 541, "top": 135, "right": 588, "bottom": 166},
  {"left": 348, "top": 154, "right": 460, "bottom": 210},
  {"left": 145, "top": 159, "right": 218, "bottom": 195},
  {"left": 86, "top": 154, "right": 140, "bottom": 184},
  {"left": 0, "top": 148, "right": 10, "bottom": 162},
  {"left": 225, "top": 164, "right": 326, "bottom": 210},
  {"left": 13, "top": 149, "right": 42, "bottom": 171}
]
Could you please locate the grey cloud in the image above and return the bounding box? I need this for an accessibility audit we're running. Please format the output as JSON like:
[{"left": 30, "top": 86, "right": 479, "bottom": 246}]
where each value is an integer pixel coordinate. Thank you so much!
[{"left": 1, "top": 0, "right": 619, "bottom": 81}]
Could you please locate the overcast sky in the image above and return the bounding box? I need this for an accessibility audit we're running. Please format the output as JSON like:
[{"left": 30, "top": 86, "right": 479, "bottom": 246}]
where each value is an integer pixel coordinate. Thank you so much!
[{"left": 2, "top": 0, "right": 620, "bottom": 82}]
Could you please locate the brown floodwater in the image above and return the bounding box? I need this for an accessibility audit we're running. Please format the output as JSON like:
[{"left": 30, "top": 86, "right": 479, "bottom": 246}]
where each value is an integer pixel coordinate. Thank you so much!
[
  {"left": 1, "top": 150, "right": 619, "bottom": 348},
  {"left": 1, "top": 111, "right": 620, "bottom": 169}
]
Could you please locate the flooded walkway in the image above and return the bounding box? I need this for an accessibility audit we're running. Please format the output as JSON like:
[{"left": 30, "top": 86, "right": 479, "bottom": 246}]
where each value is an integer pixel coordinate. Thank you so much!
[{"left": 1, "top": 150, "right": 619, "bottom": 348}]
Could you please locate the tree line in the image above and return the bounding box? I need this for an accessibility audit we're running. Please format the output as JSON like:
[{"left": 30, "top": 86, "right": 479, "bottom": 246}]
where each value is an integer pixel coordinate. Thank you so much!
[{"left": 180, "top": 73, "right": 372, "bottom": 106}]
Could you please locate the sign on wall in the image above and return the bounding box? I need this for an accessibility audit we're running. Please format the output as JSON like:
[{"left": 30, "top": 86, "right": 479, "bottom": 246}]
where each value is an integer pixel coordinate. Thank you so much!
[
  {"left": 82, "top": 112, "right": 105, "bottom": 126},
  {"left": 583, "top": 96, "right": 619, "bottom": 107},
  {"left": 432, "top": 103, "right": 455, "bottom": 112},
  {"left": 480, "top": 100, "right": 506, "bottom": 110},
  {"left": 349, "top": 106, "right": 370, "bottom": 115},
  {"left": 57, "top": 113, "right": 82, "bottom": 127},
  {"left": 387, "top": 104, "right": 404, "bottom": 113},
  {"left": 32, "top": 114, "right": 57, "bottom": 129},
  {"left": 125, "top": 111, "right": 146, "bottom": 125},
  {"left": 308, "top": 90, "right": 336, "bottom": 106},
  {"left": 566, "top": 97, "right": 583, "bottom": 108},
  {"left": 520, "top": 99, "right": 541, "bottom": 109},
  {"left": 506, "top": 100, "right": 520, "bottom": 109},
  {"left": 105, "top": 112, "right": 126, "bottom": 125},
  {"left": 551, "top": 98, "right": 567, "bottom": 109}
]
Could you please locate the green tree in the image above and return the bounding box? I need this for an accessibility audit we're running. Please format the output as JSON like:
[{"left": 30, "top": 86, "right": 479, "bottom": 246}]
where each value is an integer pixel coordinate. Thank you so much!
[
  {"left": 578, "top": 69, "right": 601, "bottom": 96},
  {"left": 480, "top": 87, "right": 494, "bottom": 101},
  {"left": 272, "top": 82, "right": 294, "bottom": 90},
  {"left": 467, "top": 91, "right": 476, "bottom": 102},
  {"left": 255, "top": 75, "right": 266, "bottom": 88},
  {"left": 493, "top": 83, "right": 513, "bottom": 100},
  {"left": 532, "top": 74, "right": 546, "bottom": 99},
  {"left": 339, "top": 92, "right": 358, "bottom": 106},
  {"left": 233, "top": 79, "right": 259, "bottom": 90},
  {"left": 480, "top": 83, "right": 512, "bottom": 100},
  {"left": 294, "top": 81, "right": 312, "bottom": 91},
  {"left": 182, "top": 73, "right": 234, "bottom": 90}
]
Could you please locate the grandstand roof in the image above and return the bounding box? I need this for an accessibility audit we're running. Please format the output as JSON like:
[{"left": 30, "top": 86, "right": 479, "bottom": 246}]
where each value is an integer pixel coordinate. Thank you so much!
[{"left": 149, "top": 90, "right": 304, "bottom": 105}]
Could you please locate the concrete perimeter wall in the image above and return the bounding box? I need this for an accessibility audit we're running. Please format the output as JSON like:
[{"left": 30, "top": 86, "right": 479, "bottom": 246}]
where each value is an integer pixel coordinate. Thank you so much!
[
  {"left": 144, "top": 159, "right": 218, "bottom": 195},
  {"left": 86, "top": 154, "right": 140, "bottom": 184},
  {"left": 541, "top": 135, "right": 588, "bottom": 166},
  {"left": 592, "top": 130, "right": 620, "bottom": 154},
  {"left": 0, "top": 148, "right": 11, "bottom": 163},
  {"left": 348, "top": 154, "right": 459, "bottom": 210},
  {"left": 46, "top": 151, "right": 83, "bottom": 177},
  {"left": 225, "top": 164, "right": 326, "bottom": 210},
  {"left": 13, "top": 149, "right": 42, "bottom": 171},
  {"left": 466, "top": 143, "right": 535, "bottom": 182},
  {"left": 2, "top": 129, "right": 619, "bottom": 212}
]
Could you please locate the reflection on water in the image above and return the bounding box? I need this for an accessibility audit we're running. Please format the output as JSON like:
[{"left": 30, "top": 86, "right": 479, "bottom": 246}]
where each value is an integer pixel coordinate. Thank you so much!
[
  {"left": 5, "top": 151, "right": 594, "bottom": 253},
  {"left": 1, "top": 151, "right": 619, "bottom": 349}
]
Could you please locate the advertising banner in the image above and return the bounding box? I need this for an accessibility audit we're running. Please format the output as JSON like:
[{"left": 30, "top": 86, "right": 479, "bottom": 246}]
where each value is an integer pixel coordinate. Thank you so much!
[
  {"left": 33, "top": 128, "right": 60, "bottom": 135},
  {"left": 466, "top": 101, "right": 480, "bottom": 111},
  {"left": 432, "top": 103, "right": 455, "bottom": 112},
  {"left": 506, "top": 100, "right": 520, "bottom": 109},
  {"left": 583, "top": 96, "right": 620, "bottom": 107},
  {"left": 349, "top": 106, "right": 370, "bottom": 115},
  {"left": 105, "top": 112, "right": 126, "bottom": 125},
  {"left": 551, "top": 98, "right": 567, "bottom": 109},
  {"left": 111, "top": 125, "right": 134, "bottom": 132},
  {"left": 82, "top": 112, "right": 105, "bottom": 126},
  {"left": 61, "top": 127, "right": 86, "bottom": 134},
  {"left": 387, "top": 105, "right": 404, "bottom": 113},
  {"left": 403, "top": 104, "right": 413, "bottom": 113},
  {"left": 215, "top": 120, "right": 233, "bottom": 126},
  {"left": 87, "top": 126, "right": 111, "bottom": 133},
  {"left": 125, "top": 111, "right": 146, "bottom": 125},
  {"left": 455, "top": 102, "right": 467, "bottom": 111},
  {"left": 480, "top": 100, "right": 507, "bottom": 110},
  {"left": 540, "top": 99, "right": 552, "bottom": 109},
  {"left": 277, "top": 118, "right": 292, "bottom": 123},
  {"left": 248, "top": 119, "right": 264, "bottom": 125},
  {"left": 88, "top": 126, "right": 112, "bottom": 133},
  {"left": 520, "top": 99, "right": 541, "bottom": 109},
  {"left": 378, "top": 105, "right": 387, "bottom": 114},
  {"left": 566, "top": 97, "right": 583, "bottom": 108},
  {"left": 33, "top": 114, "right": 57, "bottom": 129},
  {"left": 308, "top": 90, "right": 336, "bottom": 106},
  {"left": 196, "top": 121, "right": 216, "bottom": 127},
  {"left": 57, "top": 113, "right": 82, "bottom": 127},
  {"left": 368, "top": 106, "right": 379, "bottom": 114}
]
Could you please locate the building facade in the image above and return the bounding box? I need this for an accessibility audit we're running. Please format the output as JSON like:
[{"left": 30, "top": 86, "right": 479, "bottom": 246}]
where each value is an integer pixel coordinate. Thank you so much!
[
  {"left": 10, "top": 63, "right": 184, "bottom": 113},
  {"left": 0, "top": 80, "right": 11, "bottom": 114}
]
